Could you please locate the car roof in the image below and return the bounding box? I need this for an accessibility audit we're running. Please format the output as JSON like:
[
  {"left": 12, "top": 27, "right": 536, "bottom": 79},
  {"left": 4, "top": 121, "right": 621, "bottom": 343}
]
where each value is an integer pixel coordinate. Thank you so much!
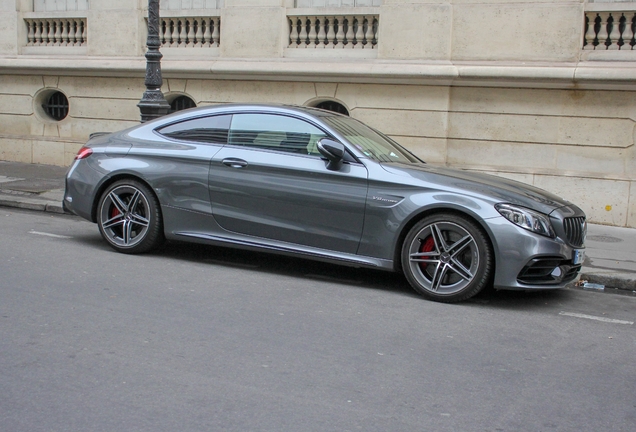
[{"left": 151, "top": 103, "right": 344, "bottom": 126}]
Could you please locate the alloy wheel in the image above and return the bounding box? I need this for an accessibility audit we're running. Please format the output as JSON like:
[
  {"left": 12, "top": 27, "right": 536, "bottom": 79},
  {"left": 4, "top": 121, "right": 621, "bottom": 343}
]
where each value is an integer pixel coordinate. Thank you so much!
[
  {"left": 402, "top": 214, "right": 492, "bottom": 302},
  {"left": 99, "top": 184, "right": 151, "bottom": 249}
]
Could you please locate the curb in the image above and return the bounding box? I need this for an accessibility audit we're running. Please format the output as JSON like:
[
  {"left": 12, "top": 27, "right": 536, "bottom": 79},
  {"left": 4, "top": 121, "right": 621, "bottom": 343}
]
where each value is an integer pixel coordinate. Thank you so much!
[
  {"left": 0, "top": 196, "right": 66, "bottom": 214},
  {"left": 578, "top": 271, "right": 636, "bottom": 292}
]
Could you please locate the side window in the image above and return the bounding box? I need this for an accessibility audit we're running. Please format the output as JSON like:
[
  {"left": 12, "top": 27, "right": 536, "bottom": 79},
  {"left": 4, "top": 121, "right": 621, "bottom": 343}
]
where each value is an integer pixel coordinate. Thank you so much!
[
  {"left": 229, "top": 113, "right": 327, "bottom": 155},
  {"left": 157, "top": 115, "right": 231, "bottom": 144}
]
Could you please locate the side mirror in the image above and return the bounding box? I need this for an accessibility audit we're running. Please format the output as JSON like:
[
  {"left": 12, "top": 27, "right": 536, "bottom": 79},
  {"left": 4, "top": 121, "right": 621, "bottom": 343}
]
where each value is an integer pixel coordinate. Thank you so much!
[{"left": 317, "top": 138, "right": 345, "bottom": 171}]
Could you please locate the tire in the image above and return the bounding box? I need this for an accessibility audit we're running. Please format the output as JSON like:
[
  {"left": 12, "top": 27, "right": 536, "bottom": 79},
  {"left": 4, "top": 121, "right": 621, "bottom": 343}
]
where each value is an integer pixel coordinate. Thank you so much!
[
  {"left": 401, "top": 213, "right": 493, "bottom": 303},
  {"left": 97, "top": 179, "right": 164, "bottom": 254}
]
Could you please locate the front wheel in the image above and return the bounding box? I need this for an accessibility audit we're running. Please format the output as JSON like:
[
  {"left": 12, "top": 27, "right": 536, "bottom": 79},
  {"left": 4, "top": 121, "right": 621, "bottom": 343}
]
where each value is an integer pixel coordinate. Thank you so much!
[
  {"left": 97, "top": 179, "right": 164, "bottom": 254},
  {"left": 401, "top": 213, "right": 493, "bottom": 303}
]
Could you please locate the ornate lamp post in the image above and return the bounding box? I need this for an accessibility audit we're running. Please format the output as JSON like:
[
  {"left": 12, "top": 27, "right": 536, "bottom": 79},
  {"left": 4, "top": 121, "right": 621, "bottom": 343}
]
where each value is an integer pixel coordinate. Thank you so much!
[{"left": 138, "top": 0, "right": 170, "bottom": 122}]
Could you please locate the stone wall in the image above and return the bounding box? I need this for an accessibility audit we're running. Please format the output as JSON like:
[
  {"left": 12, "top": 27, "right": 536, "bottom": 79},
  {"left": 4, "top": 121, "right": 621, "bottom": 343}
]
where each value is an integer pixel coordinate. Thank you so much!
[{"left": 0, "top": 0, "right": 635, "bottom": 227}]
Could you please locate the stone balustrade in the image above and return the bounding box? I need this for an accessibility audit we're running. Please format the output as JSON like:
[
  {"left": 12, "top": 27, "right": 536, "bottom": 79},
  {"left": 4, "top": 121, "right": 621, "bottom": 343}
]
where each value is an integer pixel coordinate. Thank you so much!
[
  {"left": 584, "top": 11, "right": 636, "bottom": 50},
  {"left": 25, "top": 18, "right": 87, "bottom": 47},
  {"left": 288, "top": 15, "right": 378, "bottom": 49},
  {"left": 160, "top": 16, "right": 221, "bottom": 48}
]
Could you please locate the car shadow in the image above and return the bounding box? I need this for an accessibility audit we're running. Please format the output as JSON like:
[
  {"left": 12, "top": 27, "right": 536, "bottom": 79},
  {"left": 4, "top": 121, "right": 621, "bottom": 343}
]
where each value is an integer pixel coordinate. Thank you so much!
[
  {"left": 65, "top": 226, "right": 577, "bottom": 307},
  {"left": 147, "top": 240, "right": 576, "bottom": 307},
  {"left": 153, "top": 240, "right": 417, "bottom": 297},
  {"left": 465, "top": 284, "right": 576, "bottom": 310}
]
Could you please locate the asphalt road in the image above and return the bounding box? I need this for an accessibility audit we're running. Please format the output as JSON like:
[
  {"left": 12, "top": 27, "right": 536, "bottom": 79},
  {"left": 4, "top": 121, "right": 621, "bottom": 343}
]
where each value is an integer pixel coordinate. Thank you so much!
[{"left": 1, "top": 208, "right": 635, "bottom": 432}]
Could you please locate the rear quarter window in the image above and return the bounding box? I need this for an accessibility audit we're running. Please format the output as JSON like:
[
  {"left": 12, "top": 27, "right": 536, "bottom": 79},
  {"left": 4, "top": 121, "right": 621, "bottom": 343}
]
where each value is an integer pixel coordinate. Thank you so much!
[{"left": 157, "top": 115, "right": 231, "bottom": 144}]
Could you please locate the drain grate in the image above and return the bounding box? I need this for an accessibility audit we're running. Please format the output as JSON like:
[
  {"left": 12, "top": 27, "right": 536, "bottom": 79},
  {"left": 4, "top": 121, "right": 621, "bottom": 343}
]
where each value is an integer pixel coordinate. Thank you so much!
[{"left": 587, "top": 235, "right": 623, "bottom": 243}]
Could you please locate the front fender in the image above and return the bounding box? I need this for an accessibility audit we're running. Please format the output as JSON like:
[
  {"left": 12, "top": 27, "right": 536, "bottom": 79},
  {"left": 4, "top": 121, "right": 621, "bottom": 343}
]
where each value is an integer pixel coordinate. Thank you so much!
[{"left": 357, "top": 187, "right": 502, "bottom": 268}]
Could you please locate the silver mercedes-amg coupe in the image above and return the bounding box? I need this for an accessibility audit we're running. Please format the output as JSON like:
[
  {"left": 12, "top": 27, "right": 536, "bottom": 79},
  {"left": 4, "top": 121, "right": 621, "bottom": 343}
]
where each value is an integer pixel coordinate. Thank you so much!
[{"left": 64, "top": 104, "right": 586, "bottom": 302}]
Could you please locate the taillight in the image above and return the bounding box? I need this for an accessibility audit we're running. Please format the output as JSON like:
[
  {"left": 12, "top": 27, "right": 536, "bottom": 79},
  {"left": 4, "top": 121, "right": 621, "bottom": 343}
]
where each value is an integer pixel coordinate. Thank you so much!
[{"left": 75, "top": 146, "right": 93, "bottom": 160}]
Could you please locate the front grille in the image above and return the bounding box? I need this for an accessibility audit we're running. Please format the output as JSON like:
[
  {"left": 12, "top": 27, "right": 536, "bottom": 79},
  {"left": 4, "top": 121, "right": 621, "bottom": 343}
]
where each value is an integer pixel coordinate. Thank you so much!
[{"left": 563, "top": 216, "right": 586, "bottom": 247}]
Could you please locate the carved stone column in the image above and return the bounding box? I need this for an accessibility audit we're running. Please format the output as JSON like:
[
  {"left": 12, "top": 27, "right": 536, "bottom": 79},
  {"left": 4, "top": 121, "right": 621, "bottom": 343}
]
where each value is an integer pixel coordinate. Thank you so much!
[{"left": 138, "top": 0, "right": 170, "bottom": 123}]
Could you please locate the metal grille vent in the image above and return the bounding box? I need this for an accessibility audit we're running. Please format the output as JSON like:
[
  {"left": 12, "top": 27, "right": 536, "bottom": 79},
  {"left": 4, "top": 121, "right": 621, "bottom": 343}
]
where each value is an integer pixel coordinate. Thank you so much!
[
  {"left": 169, "top": 96, "right": 196, "bottom": 114},
  {"left": 42, "top": 91, "right": 69, "bottom": 121},
  {"left": 564, "top": 217, "right": 586, "bottom": 247},
  {"left": 315, "top": 101, "right": 349, "bottom": 116}
]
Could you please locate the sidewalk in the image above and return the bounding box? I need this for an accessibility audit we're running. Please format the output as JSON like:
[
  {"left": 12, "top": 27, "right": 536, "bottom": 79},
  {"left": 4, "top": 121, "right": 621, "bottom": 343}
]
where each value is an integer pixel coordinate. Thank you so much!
[
  {"left": 1, "top": 160, "right": 635, "bottom": 294},
  {"left": 0, "top": 161, "right": 66, "bottom": 214}
]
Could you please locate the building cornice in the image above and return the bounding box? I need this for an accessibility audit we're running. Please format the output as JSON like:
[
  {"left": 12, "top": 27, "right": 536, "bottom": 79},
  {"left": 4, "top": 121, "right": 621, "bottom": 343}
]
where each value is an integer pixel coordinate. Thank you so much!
[{"left": 0, "top": 56, "right": 635, "bottom": 90}]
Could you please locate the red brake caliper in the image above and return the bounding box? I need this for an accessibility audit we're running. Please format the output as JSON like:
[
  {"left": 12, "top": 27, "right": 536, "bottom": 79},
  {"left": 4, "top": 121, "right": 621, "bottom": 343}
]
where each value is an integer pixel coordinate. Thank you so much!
[{"left": 419, "top": 236, "right": 435, "bottom": 270}]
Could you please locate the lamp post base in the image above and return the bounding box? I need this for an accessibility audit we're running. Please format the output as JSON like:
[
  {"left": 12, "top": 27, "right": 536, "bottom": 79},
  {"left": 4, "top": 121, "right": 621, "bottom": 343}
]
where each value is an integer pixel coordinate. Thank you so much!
[{"left": 138, "top": 90, "right": 170, "bottom": 123}]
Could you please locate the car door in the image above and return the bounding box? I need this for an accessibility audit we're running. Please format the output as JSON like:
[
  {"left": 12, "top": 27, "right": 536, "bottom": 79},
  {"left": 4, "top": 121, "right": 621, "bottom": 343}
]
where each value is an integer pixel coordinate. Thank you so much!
[{"left": 209, "top": 112, "right": 368, "bottom": 254}]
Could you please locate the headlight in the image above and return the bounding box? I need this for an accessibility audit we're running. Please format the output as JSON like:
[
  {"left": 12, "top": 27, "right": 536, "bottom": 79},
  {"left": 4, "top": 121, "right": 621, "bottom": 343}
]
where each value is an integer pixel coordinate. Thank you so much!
[{"left": 495, "top": 203, "right": 555, "bottom": 238}]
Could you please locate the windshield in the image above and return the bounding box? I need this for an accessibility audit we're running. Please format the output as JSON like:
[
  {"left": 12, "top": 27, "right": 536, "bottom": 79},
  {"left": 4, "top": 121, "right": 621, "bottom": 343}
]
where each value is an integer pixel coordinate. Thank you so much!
[{"left": 321, "top": 116, "right": 421, "bottom": 164}]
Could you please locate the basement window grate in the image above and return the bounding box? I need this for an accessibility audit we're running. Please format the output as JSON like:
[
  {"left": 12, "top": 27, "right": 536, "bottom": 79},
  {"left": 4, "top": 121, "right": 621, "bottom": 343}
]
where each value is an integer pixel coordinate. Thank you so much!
[
  {"left": 170, "top": 96, "right": 197, "bottom": 114},
  {"left": 42, "top": 92, "right": 69, "bottom": 121},
  {"left": 315, "top": 101, "right": 349, "bottom": 116}
]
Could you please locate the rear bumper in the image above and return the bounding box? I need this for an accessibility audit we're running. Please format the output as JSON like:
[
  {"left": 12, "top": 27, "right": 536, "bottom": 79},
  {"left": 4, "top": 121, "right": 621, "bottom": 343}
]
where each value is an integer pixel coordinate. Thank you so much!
[{"left": 63, "top": 158, "right": 103, "bottom": 222}]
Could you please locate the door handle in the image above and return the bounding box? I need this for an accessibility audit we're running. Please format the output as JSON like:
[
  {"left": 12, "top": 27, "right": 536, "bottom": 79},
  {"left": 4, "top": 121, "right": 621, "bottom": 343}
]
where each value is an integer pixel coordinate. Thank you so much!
[{"left": 222, "top": 158, "right": 248, "bottom": 169}]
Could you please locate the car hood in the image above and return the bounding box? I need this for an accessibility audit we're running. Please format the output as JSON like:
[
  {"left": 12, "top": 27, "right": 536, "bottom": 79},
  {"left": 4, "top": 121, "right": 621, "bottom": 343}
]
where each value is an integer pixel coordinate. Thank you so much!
[{"left": 380, "top": 162, "right": 573, "bottom": 215}]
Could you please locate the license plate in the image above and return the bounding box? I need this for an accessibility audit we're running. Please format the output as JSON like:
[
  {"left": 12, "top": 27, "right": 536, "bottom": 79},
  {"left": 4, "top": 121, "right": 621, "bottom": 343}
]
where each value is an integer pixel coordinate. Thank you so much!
[{"left": 573, "top": 249, "right": 585, "bottom": 265}]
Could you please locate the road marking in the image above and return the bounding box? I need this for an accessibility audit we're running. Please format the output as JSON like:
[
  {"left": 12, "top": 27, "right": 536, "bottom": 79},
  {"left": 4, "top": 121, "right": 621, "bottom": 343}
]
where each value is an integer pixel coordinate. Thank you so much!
[
  {"left": 559, "top": 311, "right": 634, "bottom": 325},
  {"left": 29, "top": 230, "right": 72, "bottom": 239},
  {"left": 0, "top": 176, "right": 24, "bottom": 184}
]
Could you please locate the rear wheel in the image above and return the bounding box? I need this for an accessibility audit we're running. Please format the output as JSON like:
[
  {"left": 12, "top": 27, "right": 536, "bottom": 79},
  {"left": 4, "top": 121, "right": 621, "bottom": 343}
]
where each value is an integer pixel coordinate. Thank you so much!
[
  {"left": 97, "top": 179, "right": 164, "bottom": 254},
  {"left": 401, "top": 213, "right": 493, "bottom": 303}
]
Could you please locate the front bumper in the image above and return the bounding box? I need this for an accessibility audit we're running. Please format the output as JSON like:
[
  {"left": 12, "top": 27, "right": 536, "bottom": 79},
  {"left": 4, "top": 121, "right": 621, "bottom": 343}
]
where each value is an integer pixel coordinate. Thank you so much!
[{"left": 486, "top": 215, "right": 585, "bottom": 290}]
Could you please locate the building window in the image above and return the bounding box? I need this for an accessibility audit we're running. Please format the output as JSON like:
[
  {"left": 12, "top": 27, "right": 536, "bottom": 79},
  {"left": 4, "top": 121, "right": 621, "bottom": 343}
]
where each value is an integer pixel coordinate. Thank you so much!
[
  {"left": 34, "top": 0, "right": 89, "bottom": 12},
  {"left": 161, "top": 0, "right": 224, "bottom": 9},
  {"left": 314, "top": 100, "right": 349, "bottom": 116},
  {"left": 169, "top": 95, "right": 197, "bottom": 114},
  {"left": 42, "top": 91, "right": 69, "bottom": 121}
]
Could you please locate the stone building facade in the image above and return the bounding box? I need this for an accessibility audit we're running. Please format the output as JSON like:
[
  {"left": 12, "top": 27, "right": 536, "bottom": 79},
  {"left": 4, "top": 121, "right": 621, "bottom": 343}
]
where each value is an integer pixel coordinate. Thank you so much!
[{"left": 0, "top": 0, "right": 635, "bottom": 227}]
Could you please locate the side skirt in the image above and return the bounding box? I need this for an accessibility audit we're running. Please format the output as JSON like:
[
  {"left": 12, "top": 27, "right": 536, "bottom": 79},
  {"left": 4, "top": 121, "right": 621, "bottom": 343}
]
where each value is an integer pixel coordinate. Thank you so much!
[{"left": 173, "top": 231, "right": 395, "bottom": 271}]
